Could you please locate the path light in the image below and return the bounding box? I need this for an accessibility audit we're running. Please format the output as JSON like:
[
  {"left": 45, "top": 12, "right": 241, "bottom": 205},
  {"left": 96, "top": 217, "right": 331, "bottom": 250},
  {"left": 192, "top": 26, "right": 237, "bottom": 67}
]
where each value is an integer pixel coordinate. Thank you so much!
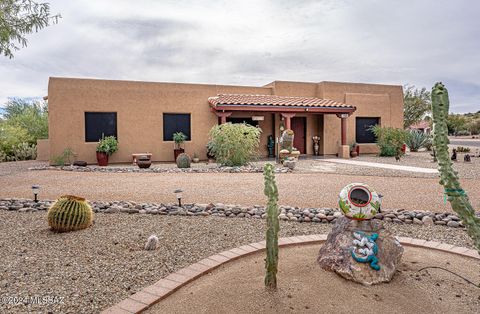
[
  {"left": 174, "top": 189, "right": 183, "bottom": 207},
  {"left": 31, "top": 185, "right": 40, "bottom": 203}
]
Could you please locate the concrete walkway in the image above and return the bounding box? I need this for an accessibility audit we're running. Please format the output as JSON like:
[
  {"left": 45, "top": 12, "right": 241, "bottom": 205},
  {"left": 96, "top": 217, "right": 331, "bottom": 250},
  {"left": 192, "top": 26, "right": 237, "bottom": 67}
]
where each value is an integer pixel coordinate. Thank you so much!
[{"left": 321, "top": 159, "right": 439, "bottom": 173}]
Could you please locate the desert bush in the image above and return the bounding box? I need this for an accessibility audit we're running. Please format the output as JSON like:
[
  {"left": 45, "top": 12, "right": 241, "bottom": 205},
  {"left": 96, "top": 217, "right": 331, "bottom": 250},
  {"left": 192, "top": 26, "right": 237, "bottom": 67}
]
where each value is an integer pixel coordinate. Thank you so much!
[
  {"left": 455, "top": 130, "right": 470, "bottom": 136},
  {"left": 52, "top": 148, "right": 74, "bottom": 166},
  {"left": 456, "top": 146, "right": 471, "bottom": 153},
  {"left": 208, "top": 122, "right": 262, "bottom": 166},
  {"left": 406, "top": 130, "right": 430, "bottom": 152},
  {"left": 370, "top": 125, "right": 408, "bottom": 157},
  {"left": 11, "top": 143, "right": 37, "bottom": 160}
]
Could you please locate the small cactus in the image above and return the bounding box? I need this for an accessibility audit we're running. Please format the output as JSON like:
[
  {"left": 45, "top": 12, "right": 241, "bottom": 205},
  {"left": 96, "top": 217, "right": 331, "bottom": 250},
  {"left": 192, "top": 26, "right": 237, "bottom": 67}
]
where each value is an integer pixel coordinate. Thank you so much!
[
  {"left": 176, "top": 153, "right": 191, "bottom": 168},
  {"left": 264, "top": 163, "right": 280, "bottom": 289},
  {"left": 431, "top": 82, "right": 480, "bottom": 252},
  {"left": 144, "top": 235, "right": 159, "bottom": 250},
  {"left": 48, "top": 195, "right": 93, "bottom": 232}
]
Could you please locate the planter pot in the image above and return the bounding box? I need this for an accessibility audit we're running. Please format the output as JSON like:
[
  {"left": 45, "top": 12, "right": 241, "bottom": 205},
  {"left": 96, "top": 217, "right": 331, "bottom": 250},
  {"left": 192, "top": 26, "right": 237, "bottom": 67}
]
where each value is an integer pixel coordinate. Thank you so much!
[
  {"left": 192, "top": 158, "right": 200, "bottom": 163},
  {"left": 137, "top": 159, "right": 151, "bottom": 169},
  {"left": 350, "top": 151, "right": 358, "bottom": 158},
  {"left": 96, "top": 152, "right": 109, "bottom": 166},
  {"left": 174, "top": 148, "right": 185, "bottom": 161}
]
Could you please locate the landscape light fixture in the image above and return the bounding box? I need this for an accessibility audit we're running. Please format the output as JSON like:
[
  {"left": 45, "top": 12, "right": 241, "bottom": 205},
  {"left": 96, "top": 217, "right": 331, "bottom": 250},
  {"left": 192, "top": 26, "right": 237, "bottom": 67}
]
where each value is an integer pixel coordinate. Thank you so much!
[
  {"left": 31, "top": 185, "right": 40, "bottom": 203},
  {"left": 174, "top": 189, "right": 183, "bottom": 207}
]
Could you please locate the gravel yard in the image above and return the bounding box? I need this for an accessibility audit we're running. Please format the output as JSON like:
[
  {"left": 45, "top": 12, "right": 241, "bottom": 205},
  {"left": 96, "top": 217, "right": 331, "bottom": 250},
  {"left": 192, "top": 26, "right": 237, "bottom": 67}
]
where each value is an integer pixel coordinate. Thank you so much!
[{"left": 0, "top": 210, "right": 474, "bottom": 313}]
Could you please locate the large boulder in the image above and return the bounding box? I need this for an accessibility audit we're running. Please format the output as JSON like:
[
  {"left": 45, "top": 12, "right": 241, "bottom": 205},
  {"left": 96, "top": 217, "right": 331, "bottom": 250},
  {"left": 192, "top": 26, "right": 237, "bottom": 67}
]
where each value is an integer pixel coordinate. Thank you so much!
[{"left": 318, "top": 216, "right": 403, "bottom": 285}]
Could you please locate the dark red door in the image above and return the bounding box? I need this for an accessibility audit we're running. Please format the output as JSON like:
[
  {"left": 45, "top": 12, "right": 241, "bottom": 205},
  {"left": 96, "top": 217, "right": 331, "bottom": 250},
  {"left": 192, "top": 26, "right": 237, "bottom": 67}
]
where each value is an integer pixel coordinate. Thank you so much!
[{"left": 291, "top": 117, "right": 306, "bottom": 154}]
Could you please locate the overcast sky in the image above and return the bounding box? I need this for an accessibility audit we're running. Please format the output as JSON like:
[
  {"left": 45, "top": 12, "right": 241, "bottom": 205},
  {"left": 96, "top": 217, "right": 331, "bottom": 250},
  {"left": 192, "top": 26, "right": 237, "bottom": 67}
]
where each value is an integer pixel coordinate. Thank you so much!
[{"left": 1, "top": 0, "right": 479, "bottom": 113}]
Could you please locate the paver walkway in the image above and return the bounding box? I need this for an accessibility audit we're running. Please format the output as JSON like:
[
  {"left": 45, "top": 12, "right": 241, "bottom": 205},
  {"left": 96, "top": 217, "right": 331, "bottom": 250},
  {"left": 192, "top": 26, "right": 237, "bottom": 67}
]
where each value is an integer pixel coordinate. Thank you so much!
[{"left": 321, "top": 159, "right": 439, "bottom": 174}]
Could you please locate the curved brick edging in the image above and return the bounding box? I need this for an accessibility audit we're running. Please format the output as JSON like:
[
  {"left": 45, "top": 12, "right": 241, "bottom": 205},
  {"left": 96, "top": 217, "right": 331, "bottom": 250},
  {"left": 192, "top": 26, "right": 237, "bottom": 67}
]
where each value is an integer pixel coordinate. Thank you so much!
[{"left": 101, "top": 236, "right": 479, "bottom": 314}]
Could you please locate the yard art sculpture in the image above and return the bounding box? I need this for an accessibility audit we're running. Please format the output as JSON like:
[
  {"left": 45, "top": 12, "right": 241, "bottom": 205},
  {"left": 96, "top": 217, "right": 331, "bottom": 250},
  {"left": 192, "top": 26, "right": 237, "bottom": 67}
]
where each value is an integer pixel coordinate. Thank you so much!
[{"left": 318, "top": 183, "right": 403, "bottom": 285}]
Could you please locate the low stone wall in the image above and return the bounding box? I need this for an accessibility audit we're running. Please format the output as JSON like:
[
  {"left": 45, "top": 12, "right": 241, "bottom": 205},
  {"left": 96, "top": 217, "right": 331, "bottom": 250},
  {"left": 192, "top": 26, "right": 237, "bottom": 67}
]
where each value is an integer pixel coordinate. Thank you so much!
[
  {"left": 27, "top": 165, "right": 291, "bottom": 173},
  {"left": 1, "top": 198, "right": 473, "bottom": 228}
]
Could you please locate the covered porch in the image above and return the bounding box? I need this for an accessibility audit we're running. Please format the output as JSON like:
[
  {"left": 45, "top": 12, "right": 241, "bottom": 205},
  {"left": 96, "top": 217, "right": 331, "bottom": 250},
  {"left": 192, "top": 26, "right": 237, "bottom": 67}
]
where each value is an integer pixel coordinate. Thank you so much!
[{"left": 208, "top": 94, "right": 357, "bottom": 158}]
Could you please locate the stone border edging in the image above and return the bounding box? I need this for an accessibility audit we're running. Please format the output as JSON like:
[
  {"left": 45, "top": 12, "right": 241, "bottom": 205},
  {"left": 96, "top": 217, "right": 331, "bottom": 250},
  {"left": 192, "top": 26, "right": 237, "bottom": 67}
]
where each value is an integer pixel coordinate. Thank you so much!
[{"left": 101, "top": 235, "right": 480, "bottom": 314}]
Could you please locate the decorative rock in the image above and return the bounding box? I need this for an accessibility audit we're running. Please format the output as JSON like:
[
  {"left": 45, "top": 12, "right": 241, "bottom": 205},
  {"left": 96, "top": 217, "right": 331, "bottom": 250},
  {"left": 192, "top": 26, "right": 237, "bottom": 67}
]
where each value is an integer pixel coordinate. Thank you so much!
[
  {"left": 422, "top": 216, "right": 434, "bottom": 225},
  {"left": 447, "top": 221, "right": 460, "bottom": 228},
  {"left": 73, "top": 161, "right": 87, "bottom": 167},
  {"left": 318, "top": 217, "right": 403, "bottom": 285},
  {"left": 413, "top": 218, "right": 423, "bottom": 225}
]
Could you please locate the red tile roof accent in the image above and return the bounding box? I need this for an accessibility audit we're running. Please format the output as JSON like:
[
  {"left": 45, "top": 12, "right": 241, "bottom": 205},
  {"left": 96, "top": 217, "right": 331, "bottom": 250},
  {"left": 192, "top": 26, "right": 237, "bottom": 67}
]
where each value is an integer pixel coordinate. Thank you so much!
[{"left": 208, "top": 94, "right": 354, "bottom": 109}]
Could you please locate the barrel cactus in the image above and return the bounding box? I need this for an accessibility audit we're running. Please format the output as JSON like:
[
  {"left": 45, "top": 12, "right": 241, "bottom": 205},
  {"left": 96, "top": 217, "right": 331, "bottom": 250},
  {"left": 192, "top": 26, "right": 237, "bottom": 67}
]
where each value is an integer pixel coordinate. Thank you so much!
[
  {"left": 176, "top": 153, "right": 191, "bottom": 168},
  {"left": 264, "top": 163, "right": 280, "bottom": 289},
  {"left": 48, "top": 195, "right": 93, "bottom": 232},
  {"left": 431, "top": 82, "right": 480, "bottom": 252}
]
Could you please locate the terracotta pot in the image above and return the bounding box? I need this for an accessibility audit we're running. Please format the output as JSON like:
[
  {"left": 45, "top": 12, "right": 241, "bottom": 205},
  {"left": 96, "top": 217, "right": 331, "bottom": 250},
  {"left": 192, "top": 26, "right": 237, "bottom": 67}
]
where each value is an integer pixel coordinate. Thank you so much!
[
  {"left": 350, "top": 151, "right": 358, "bottom": 158},
  {"left": 192, "top": 158, "right": 200, "bottom": 163},
  {"left": 174, "top": 148, "right": 185, "bottom": 161},
  {"left": 96, "top": 152, "right": 109, "bottom": 166},
  {"left": 137, "top": 158, "right": 151, "bottom": 169}
]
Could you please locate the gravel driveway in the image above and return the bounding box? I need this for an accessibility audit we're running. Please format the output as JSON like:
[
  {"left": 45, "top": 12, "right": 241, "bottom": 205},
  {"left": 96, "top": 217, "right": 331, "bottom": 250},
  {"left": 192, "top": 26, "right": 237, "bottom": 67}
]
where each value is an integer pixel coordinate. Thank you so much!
[{"left": 1, "top": 161, "right": 479, "bottom": 213}]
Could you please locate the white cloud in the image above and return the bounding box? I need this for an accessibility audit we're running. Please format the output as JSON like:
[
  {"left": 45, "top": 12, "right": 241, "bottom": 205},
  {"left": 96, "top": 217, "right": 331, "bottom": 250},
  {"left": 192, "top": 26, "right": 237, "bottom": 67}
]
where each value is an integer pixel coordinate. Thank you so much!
[{"left": 0, "top": 0, "right": 478, "bottom": 112}]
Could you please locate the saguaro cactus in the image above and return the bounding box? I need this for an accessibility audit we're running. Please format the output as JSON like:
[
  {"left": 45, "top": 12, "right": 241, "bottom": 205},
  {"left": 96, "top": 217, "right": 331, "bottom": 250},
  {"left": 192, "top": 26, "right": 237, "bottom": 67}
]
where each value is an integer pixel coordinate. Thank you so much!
[
  {"left": 264, "top": 163, "right": 280, "bottom": 289},
  {"left": 431, "top": 82, "right": 480, "bottom": 252}
]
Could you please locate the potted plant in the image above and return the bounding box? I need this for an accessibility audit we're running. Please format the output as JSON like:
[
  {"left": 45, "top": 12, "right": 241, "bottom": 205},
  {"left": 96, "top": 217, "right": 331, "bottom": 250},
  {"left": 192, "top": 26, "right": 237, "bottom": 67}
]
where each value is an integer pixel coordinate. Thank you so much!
[
  {"left": 137, "top": 155, "right": 152, "bottom": 169},
  {"left": 350, "top": 142, "right": 358, "bottom": 157},
  {"left": 192, "top": 152, "right": 200, "bottom": 163},
  {"left": 96, "top": 136, "right": 118, "bottom": 166},
  {"left": 173, "top": 132, "right": 187, "bottom": 160}
]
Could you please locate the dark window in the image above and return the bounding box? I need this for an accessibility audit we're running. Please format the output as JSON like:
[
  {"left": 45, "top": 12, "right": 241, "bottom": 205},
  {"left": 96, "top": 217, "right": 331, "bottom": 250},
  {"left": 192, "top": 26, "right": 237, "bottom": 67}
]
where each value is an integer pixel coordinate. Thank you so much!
[
  {"left": 356, "top": 117, "right": 380, "bottom": 143},
  {"left": 85, "top": 112, "right": 117, "bottom": 142},
  {"left": 226, "top": 117, "right": 259, "bottom": 127},
  {"left": 163, "top": 113, "right": 191, "bottom": 141}
]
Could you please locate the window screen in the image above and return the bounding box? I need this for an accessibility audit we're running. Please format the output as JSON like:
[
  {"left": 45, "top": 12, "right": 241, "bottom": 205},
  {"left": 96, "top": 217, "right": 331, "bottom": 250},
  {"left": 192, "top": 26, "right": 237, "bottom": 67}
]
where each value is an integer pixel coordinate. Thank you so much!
[
  {"left": 163, "top": 113, "right": 191, "bottom": 141},
  {"left": 356, "top": 117, "right": 380, "bottom": 143},
  {"left": 85, "top": 112, "right": 117, "bottom": 142}
]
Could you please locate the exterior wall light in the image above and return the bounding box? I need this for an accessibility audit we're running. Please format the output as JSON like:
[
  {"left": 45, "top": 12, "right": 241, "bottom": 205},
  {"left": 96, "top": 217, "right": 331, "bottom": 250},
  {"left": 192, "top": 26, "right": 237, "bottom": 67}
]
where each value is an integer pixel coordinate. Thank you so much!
[
  {"left": 32, "top": 185, "right": 40, "bottom": 203},
  {"left": 174, "top": 189, "right": 183, "bottom": 207}
]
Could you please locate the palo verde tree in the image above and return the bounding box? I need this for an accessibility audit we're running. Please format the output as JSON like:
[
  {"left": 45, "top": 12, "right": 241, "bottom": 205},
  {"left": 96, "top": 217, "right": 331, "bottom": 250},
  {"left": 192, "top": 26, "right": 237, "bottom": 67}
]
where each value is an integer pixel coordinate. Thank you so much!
[
  {"left": 0, "top": 0, "right": 61, "bottom": 58},
  {"left": 431, "top": 82, "right": 480, "bottom": 253},
  {"left": 403, "top": 85, "right": 431, "bottom": 129}
]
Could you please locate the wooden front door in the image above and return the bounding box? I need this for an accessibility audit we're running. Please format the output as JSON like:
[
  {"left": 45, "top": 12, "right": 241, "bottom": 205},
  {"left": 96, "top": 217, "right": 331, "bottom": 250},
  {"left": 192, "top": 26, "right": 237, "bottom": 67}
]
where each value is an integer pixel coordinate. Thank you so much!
[{"left": 291, "top": 117, "right": 306, "bottom": 154}]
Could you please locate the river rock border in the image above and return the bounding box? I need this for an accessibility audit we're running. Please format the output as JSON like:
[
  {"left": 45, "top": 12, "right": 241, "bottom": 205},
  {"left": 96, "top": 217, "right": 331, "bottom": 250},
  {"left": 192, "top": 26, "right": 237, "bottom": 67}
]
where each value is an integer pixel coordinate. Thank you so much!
[
  {"left": 1, "top": 198, "right": 476, "bottom": 228},
  {"left": 28, "top": 165, "right": 291, "bottom": 173},
  {"left": 101, "top": 235, "right": 480, "bottom": 314}
]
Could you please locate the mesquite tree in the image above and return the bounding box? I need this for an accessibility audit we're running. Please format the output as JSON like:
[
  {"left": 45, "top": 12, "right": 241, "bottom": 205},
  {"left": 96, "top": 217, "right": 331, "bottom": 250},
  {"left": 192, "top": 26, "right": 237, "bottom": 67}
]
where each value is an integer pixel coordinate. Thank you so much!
[
  {"left": 264, "top": 163, "right": 280, "bottom": 289},
  {"left": 431, "top": 82, "right": 480, "bottom": 252}
]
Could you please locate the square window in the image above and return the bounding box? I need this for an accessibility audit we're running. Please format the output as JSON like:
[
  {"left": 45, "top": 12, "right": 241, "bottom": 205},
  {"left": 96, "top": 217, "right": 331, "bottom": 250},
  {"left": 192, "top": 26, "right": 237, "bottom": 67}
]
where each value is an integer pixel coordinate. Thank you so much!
[
  {"left": 356, "top": 117, "right": 380, "bottom": 143},
  {"left": 85, "top": 112, "right": 117, "bottom": 142},
  {"left": 163, "top": 113, "right": 191, "bottom": 141}
]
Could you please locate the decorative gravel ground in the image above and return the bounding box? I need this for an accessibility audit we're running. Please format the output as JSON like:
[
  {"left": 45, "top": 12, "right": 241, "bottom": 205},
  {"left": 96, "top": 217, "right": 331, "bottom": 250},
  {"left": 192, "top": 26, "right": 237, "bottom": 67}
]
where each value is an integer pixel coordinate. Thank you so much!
[{"left": 0, "top": 210, "right": 474, "bottom": 313}]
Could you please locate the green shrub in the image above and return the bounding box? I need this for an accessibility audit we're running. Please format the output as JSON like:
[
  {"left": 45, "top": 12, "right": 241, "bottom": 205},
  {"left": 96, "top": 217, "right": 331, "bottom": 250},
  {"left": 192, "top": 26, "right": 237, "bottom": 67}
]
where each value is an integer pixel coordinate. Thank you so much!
[
  {"left": 455, "top": 130, "right": 470, "bottom": 136},
  {"left": 52, "top": 148, "right": 74, "bottom": 166},
  {"left": 173, "top": 132, "right": 187, "bottom": 149},
  {"left": 96, "top": 136, "right": 118, "bottom": 156},
  {"left": 370, "top": 125, "right": 408, "bottom": 157},
  {"left": 406, "top": 130, "right": 430, "bottom": 152},
  {"left": 12, "top": 143, "right": 37, "bottom": 160},
  {"left": 208, "top": 123, "right": 262, "bottom": 166},
  {"left": 456, "top": 146, "right": 470, "bottom": 153}
]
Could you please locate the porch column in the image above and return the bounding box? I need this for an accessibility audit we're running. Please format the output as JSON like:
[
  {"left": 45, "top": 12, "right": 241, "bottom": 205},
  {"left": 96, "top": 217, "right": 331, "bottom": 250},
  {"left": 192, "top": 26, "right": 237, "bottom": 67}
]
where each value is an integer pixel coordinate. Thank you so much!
[
  {"left": 336, "top": 113, "right": 350, "bottom": 158},
  {"left": 281, "top": 113, "right": 296, "bottom": 130},
  {"left": 215, "top": 111, "right": 232, "bottom": 124}
]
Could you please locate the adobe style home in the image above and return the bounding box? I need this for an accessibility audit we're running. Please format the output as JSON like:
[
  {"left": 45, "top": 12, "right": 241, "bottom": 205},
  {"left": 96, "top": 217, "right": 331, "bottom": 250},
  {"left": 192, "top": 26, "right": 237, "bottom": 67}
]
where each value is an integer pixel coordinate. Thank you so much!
[{"left": 37, "top": 77, "right": 403, "bottom": 164}]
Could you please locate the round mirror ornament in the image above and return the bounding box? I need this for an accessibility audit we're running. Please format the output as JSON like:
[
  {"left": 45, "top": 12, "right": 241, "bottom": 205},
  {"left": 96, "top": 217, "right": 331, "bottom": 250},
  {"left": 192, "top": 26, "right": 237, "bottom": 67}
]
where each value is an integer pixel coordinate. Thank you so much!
[{"left": 338, "top": 183, "right": 381, "bottom": 220}]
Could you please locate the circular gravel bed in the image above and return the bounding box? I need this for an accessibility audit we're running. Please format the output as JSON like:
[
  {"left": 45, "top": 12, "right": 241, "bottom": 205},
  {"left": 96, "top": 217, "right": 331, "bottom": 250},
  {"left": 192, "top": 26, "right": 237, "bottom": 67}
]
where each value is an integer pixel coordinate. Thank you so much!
[
  {"left": 146, "top": 245, "right": 480, "bottom": 314},
  {"left": 0, "top": 210, "right": 474, "bottom": 313}
]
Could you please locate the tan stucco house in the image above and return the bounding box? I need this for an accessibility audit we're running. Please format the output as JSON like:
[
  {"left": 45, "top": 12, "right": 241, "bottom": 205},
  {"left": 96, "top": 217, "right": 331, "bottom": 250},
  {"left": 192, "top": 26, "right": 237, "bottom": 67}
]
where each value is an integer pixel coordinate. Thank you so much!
[{"left": 37, "top": 77, "right": 403, "bottom": 164}]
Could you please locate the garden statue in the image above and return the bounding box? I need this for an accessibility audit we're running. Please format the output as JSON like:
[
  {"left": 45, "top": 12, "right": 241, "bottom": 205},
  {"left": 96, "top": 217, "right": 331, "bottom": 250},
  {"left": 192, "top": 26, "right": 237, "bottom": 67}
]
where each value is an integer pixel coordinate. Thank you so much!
[
  {"left": 312, "top": 136, "right": 320, "bottom": 156},
  {"left": 464, "top": 154, "right": 471, "bottom": 162},
  {"left": 267, "top": 135, "right": 275, "bottom": 158},
  {"left": 318, "top": 183, "right": 403, "bottom": 285},
  {"left": 451, "top": 148, "right": 457, "bottom": 161},
  {"left": 279, "top": 129, "right": 300, "bottom": 164}
]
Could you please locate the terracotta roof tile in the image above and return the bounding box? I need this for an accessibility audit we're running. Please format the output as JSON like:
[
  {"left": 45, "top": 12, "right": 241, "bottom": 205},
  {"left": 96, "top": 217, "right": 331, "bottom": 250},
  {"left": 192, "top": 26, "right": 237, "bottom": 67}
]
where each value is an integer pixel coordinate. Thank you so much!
[{"left": 208, "top": 94, "right": 354, "bottom": 109}]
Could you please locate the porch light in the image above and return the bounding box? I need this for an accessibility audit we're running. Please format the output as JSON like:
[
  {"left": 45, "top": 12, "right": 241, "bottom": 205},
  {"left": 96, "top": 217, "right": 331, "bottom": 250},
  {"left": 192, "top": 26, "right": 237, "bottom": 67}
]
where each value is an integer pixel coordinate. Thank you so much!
[
  {"left": 339, "top": 113, "right": 349, "bottom": 119},
  {"left": 31, "top": 185, "right": 40, "bottom": 203},
  {"left": 174, "top": 189, "right": 183, "bottom": 207}
]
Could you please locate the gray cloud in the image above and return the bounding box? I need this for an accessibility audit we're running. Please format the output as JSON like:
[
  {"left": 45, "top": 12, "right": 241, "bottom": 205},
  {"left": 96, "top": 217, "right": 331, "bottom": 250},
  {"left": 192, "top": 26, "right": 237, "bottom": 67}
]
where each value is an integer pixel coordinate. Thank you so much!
[{"left": 0, "top": 0, "right": 478, "bottom": 112}]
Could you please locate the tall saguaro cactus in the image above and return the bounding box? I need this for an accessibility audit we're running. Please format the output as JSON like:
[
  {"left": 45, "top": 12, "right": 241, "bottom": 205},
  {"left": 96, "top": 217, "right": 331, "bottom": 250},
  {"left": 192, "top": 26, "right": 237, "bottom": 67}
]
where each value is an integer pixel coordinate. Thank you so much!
[
  {"left": 264, "top": 163, "right": 280, "bottom": 289},
  {"left": 431, "top": 82, "right": 480, "bottom": 252}
]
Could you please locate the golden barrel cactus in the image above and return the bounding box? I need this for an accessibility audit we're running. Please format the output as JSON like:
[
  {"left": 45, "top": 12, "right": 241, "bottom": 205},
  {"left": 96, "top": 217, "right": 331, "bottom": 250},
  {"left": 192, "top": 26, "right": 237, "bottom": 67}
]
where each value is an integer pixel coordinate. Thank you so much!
[{"left": 48, "top": 195, "right": 93, "bottom": 232}]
